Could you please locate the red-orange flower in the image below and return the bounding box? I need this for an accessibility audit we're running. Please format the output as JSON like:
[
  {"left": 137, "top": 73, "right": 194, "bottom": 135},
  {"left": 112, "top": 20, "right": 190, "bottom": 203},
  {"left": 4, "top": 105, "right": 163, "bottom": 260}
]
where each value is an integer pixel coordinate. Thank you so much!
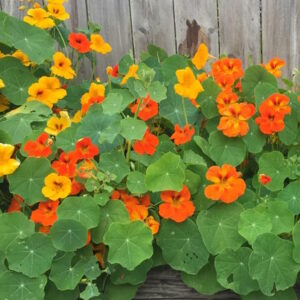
[
  {"left": 263, "top": 57, "right": 285, "bottom": 78},
  {"left": 23, "top": 133, "right": 52, "bottom": 158},
  {"left": 159, "top": 185, "right": 195, "bottom": 222},
  {"left": 70, "top": 179, "right": 84, "bottom": 195},
  {"left": 130, "top": 95, "right": 158, "bottom": 121},
  {"left": 76, "top": 159, "right": 97, "bottom": 179},
  {"left": 170, "top": 124, "right": 195, "bottom": 145},
  {"left": 51, "top": 151, "right": 79, "bottom": 177},
  {"left": 145, "top": 216, "right": 160, "bottom": 234},
  {"left": 204, "top": 164, "right": 246, "bottom": 203},
  {"left": 216, "top": 90, "right": 239, "bottom": 114},
  {"left": 260, "top": 93, "right": 291, "bottom": 116},
  {"left": 259, "top": 174, "right": 272, "bottom": 185},
  {"left": 107, "top": 64, "right": 119, "bottom": 77},
  {"left": 217, "top": 103, "right": 256, "bottom": 137},
  {"left": 8, "top": 195, "right": 24, "bottom": 213},
  {"left": 75, "top": 137, "right": 99, "bottom": 159},
  {"left": 133, "top": 128, "right": 159, "bottom": 155},
  {"left": 212, "top": 58, "right": 244, "bottom": 82},
  {"left": 68, "top": 32, "right": 90, "bottom": 53},
  {"left": 30, "top": 200, "right": 59, "bottom": 226}
]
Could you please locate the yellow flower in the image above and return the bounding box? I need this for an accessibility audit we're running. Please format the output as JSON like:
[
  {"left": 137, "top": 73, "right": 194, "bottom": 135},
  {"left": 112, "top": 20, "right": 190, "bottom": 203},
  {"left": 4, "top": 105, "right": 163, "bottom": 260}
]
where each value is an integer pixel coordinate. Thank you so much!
[
  {"left": 174, "top": 67, "right": 204, "bottom": 99},
  {"left": 81, "top": 83, "right": 105, "bottom": 106},
  {"left": 0, "top": 95, "right": 10, "bottom": 112},
  {"left": 42, "top": 173, "right": 71, "bottom": 200},
  {"left": 120, "top": 64, "right": 139, "bottom": 85},
  {"left": 47, "top": 0, "right": 67, "bottom": 4},
  {"left": 0, "top": 79, "right": 5, "bottom": 88},
  {"left": 72, "top": 110, "right": 82, "bottom": 123},
  {"left": 12, "top": 50, "right": 33, "bottom": 67},
  {"left": 47, "top": 3, "right": 69, "bottom": 21},
  {"left": 51, "top": 52, "right": 75, "bottom": 79},
  {"left": 192, "top": 43, "right": 214, "bottom": 70},
  {"left": 0, "top": 144, "right": 20, "bottom": 177},
  {"left": 90, "top": 34, "right": 112, "bottom": 54},
  {"left": 24, "top": 8, "right": 55, "bottom": 29},
  {"left": 106, "top": 66, "right": 113, "bottom": 76},
  {"left": 0, "top": 51, "right": 6, "bottom": 59},
  {"left": 45, "top": 111, "right": 71, "bottom": 136},
  {"left": 197, "top": 72, "right": 208, "bottom": 83}
]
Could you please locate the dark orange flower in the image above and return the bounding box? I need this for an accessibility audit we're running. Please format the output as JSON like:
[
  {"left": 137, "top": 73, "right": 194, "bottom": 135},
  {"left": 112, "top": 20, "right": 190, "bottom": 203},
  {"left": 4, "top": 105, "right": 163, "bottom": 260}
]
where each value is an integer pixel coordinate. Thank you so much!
[
  {"left": 212, "top": 58, "right": 244, "bottom": 82},
  {"left": 68, "top": 32, "right": 90, "bottom": 53},
  {"left": 30, "top": 200, "right": 59, "bottom": 226},
  {"left": 259, "top": 174, "right": 272, "bottom": 185},
  {"left": 215, "top": 75, "right": 235, "bottom": 90},
  {"left": 216, "top": 90, "right": 239, "bottom": 114},
  {"left": 130, "top": 95, "right": 158, "bottom": 121},
  {"left": 76, "top": 159, "right": 97, "bottom": 179},
  {"left": 85, "top": 230, "right": 91, "bottom": 246},
  {"left": 217, "top": 103, "right": 256, "bottom": 137},
  {"left": 23, "top": 132, "right": 52, "bottom": 158},
  {"left": 108, "top": 64, "right": 119, "bottom": 77},
  {"left": 145, "top": 216, "right": 160, "bottom": 234},
  {"left": 8, "top": 195, "right": 24, "bottom": 213},
  {"left": 235, "top": 81, "right": 242, "bottom": 92},
  {"left": 93, "top": 243, "right": 106, "bottom": 269},
  {"left": 170, "top": 124, "right": 195, "bottom": 145},
  {"left": 39, "top": 225, "right": 51, "bottom": 234},
  {"left": 159, "top": 185, "right": 195, "bottom": 222},
  {"left": 70, "top": 179, "right": 84, "bottom": 195},
  {"left": 133, "top": 128, "right": 159, "bottom": 156},
  {"left": 204, "top": 164, "right": 246, "bottom": 203},
  {"left": 51, "top": 151, "right": 79, "bottom": 177},
  {"left": 263, "top": 57, "right": 285, "bottom": 78},
  {"left": 260, "top": 93, "right": 291, "bottom": 116},
  {"left": 75, "top": 137, "right": 99, "bottom": 159}
]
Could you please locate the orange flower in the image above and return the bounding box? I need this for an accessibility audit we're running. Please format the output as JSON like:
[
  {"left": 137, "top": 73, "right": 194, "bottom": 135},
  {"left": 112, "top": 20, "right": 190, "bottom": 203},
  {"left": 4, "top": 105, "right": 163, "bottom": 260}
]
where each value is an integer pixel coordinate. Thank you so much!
[
  {"left": 0, "top": 143, "right": 20, "bottom": 177},
  {"left": 263, "top": 57, "right": 285, "bottom": 78},
  {"left": 8, "top": 195, "right": 24, "bottom": 213},
  {"left": 24, "top": 7, "right": 54, "bottom": 29},
  {"left": 130, "top": 94, "right": 158, "bottom": 121},
  {"left": 39, "top": 226, "right": 51, "bottom": 234},
  {"left": 170, "top": 124, "right": 195, "bottom": 145},
  {"left": 216, "top": 90, "right": 239, "bottom": 114},
  {"left": 51, "top": 151, "right": 79, "bottom": 177},
  {"left": 145, "top": 216, "right": 160, "bottom": 235},
  {"left": 75, "top": 137, "right": 99, "bottom": 159},
  {"left": 12, "top": 50, "right": 32, "bottom": 67},
  {"left": 215, "top": 75, "right": 235, "bottom": 90},
  {"left": 260, "top": 93, "right": 291, "bottom": 116},
  {"left": 31, "top": 200, "right": 59, "bottom": 226},
  {"left": 76, "top": 160, "right": 97, "bottom": 179},
  {"left": 133, "top": 128, "right": 159, "bottom": 156},
  {"left": 42, "top": 173, "right": 72, "bottom": 200},
  {"left": 197, "top": 73, "right": 208, "bottom": 83},
  {"left": 258, "top": 174, "right": 272, "bottom": 185},
  {"left": 51, "top": 52, "right": 76, "bottom": 80},
  {"left": 212, "top": 58, "right": 244, "bottom": 83},
  {"left": 204, "top": 164, "right": 246, "bottom": 203},
  {"left": 81, "top": 83, "right": 105, "bottom": 114},
  {"left": 70, "top": 179, "right": 84, "bottom": 195},
  {"left": 192, "top": 43, "right": 213, "bottom": 70},
  {"left": 68, "top": 32, "right": 90, "bottom": 53},
  {"left": 106, "top": 64, "right": 119, "bottom": 77},
  {"left": 93, "top": 243, "right": 106, "bottom": 269},
  {"left": 121, "top": 64, "right": 139, "bottom": 85},
  {"left": 217, "top": 103, "right": 256, "bottom": 137},
  {"left": 24, "top": 132, "right": 52, "bottom": 158},
  {"left": 174, "top": 67, "right": 204, "bottom": 99},
  {"left": 90, "top": 34, "right": 112, "bottom": 54},
  {"left": 159, "top": 185, "right": 195, "bottom": 223}
]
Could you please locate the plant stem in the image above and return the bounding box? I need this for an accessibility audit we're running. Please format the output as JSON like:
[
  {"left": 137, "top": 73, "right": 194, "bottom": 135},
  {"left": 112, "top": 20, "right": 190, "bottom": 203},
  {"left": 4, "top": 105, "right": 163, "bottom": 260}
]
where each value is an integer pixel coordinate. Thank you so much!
[
  {"left": 55, "top": 24, "right": 69, "bottom": 57},
  {"left": 181, "top": 97, "right": 188, "bottom": 125}
]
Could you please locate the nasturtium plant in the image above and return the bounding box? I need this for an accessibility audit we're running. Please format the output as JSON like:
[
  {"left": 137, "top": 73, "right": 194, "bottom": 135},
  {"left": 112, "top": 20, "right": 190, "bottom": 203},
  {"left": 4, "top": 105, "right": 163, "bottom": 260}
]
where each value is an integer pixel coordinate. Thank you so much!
[{"left": 1, "top": 4, "right": 300, "bottom": 299}]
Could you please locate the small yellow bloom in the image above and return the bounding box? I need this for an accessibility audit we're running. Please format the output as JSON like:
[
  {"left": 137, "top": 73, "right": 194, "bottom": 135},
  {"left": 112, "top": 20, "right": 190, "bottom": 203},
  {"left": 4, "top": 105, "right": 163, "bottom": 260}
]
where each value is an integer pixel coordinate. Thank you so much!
[
  {"left": 47, "top": 0, "right": 66, "bottom": 4},
  {"left": 24, "top": 8, "right": 55, "bottom": 29},
  {"left": 192, "top": 43, "right": 214, "bottom": 70},
  {"left": 0, "top": 144, "right": 20, "bottom": 177},
  {"left": 18, "top": 5, "right": 27, "bottom": 11},
  {"left": 45, "top": 111, "right": 71, "bottom": 136},
  {"left": 47, "top": 3, "right": 69, "bottom": 21},
  {"left": 81, "top": 82, "right": 105, "bottom": 106},
  {"left": 197, "top": 72, "right": 208, "bottom": 83},
  {"left": 0, "top": 95, "right": 10, "bottom": 112},
  {"left": 0, "top": 79, "right": 5, "bottom": 88},
  {"left": 42, "top": 173, "right": 72, "bottom": 200},
  {"left": 90, "top": 34, "right": 112, "bottom": 54},
  {"left": 72, "top": 110, "right": 82, "bottom": 123},
  {"left": 120, "top": 64, "right": 139, "bottom": 85},
  {"left": 12, "top": 50, "right": 32, "bottom": 67},
  {"left": 96, "top": 76, "right": 101, "bottom": 82},
  {"left": 51, "top": 52, "right": 75, "bottom": 80},
  {"left": 174, "top": 67, "right": 204, "bottom": 99},
  {"left": 106, "top": 66, "right": 113, "bottom": 76}
]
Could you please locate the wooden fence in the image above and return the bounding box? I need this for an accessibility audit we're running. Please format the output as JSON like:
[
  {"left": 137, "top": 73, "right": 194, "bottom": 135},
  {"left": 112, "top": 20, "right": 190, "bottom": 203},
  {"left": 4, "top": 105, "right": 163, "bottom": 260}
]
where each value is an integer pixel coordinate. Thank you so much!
[{"left": 1, "top": 0, "right": 299, "bottom": 80}]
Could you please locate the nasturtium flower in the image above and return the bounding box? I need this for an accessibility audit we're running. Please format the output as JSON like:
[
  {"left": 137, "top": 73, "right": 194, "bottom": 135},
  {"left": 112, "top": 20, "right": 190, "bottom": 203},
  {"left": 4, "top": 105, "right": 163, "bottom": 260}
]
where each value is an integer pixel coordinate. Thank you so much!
[
  {"left": 130, "top": 94, "right": 158, "bottom": 121},
  {"left": 263, "top": 57, "right": 285, "bottom": 78},
  {"left": 0, "top": 95, "right": 9, "bottom": 112},
  {"left": 75, "top": 137, "right": 99, "bottom": 159},
  {"left": 170, "top": 124, "right": 195, "bottom": 145},
  {"left": 216, "top": 90, "right": 239, "bottom": 114},
  {"left": 159, "top": 185, "right": 195, "bottom": 223},
  {"left": 197, "top": 72, "right": 208, "bottom": 83},
  {"left": 133, "top": 128, "right": 159, "bottom": 156},
  {"left": 24, "top": 132, "right": 52, "bottom": 158},
  {"left": 259, "top": 174, "right": 272, "bottom": 185},
  {"left": 0, "top": 143, "right": 20, "bottom": 177},
  {"left": 12, "top": 50, "right": 33, "bottom": 67},
  {"left": 68, "top": 32, "right": 90, "bottom": 53},
  {"left": 31, "top": 200, "right": 59, "bottom": 226},
  {"left": 174, "top": 67, "right": 204, "bottom": 99},
  {"left": 47, "top": 0, "right": 66, "bottom": 4},
  {"left": 215, "top": 74, "right": 235, "bottom": 90},
  {"left": 51, "top": 151, "right": 79, "bottom": 177},
  {"left": 51, "top": 52, "right": 76, "bottom": 79},
  {"left": 145, "top": 216, "right": 160, "bottom": 235},
  {"left": 192, "top": 43, "right": 213, "bottom": 70},
  {"left": 42, "top": 173, "right": 72, "bottom": 200},
  {"left": 106, "top": 64, "right": 119, "bottom": 77},
  {"left": 24, "top": 7, "right": 55, "bottom": 29},
  {"left": 261, "top": 93, "right": 291, "bottom": 116},
  {"left": 81, "top": 82, "right": 105, "bottom": 114},
  {"left": 70, "top": 179, "right": 84, "bottom": 195},
  {"left": 93, "top": 243, "right": 106, "bottom": 269},
  {"left": 47, "top": 3, "right": 69, "bottom": 20},
  {"left": 204, "top": 164, "right": 246, "bottom": 203},
  {"left": 76, "top": 159, "right": 97, "bottom": 179},
  {"left": 45, "top": 111, "right": 71, "bottom": 136},
  {"left": 0, "top": 78, "right": 4, "bottom": 88},
  {"left": 72, "top": 110, "right": 82, "bottom": 123},
  {"left": 90, "top": 33, "right": 112, "bottom": 54},
  {"left": 120, "top": 64, "right": 139, "bottom": 85},
  {"left": 217, "top": 103, "right": 256, "bottom": 137},
  {"left": 8, "top": 195, "right": 24, "bottom": 213}
]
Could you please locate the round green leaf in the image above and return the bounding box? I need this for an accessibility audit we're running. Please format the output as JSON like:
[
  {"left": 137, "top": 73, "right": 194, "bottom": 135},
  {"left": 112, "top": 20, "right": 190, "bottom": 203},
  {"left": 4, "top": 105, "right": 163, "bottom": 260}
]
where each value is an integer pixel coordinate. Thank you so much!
[
  {"left": 103, "top": 221, "right": 153, "bottom": 270},
  {"left": 208, "top": 131, "right": 246, "bottom": 166},
  {"left": 161, "top": 54, "right": 188, "bottom": 84},
  {"left": 126, "top": 171, "right": 147, "bottom": 194},
  {"left": 45, "top": 281, "right": 79, "bottom": 300},
  {"left": 80, "top": 283, "right": 100, "bottom": 300},
  {"left": 57, "top": 196, "right": 100, "bottom": 229},
  {"left": 278, "top": 181, "right": 300, "bottom": 214},
  {"left": 184, "top": 169, "right": 202, "bottom": 194},
  {"left": 215, "top": 247, "right": 259, "bottom": 295},
  {"left": 249, "top": 233, "right": 300, "bottom": 296},
  {"left": 55, "top": 124, "right": 78, "bottom": 152},
  {"left": 292, "top": 220, "right": 300, "bottom": 263},
  {"left": 120, "top": 118, "right": 147, "bottom": 141},
  {"left": 242, "top": 288, "right": 297, "bottom": 300},
  {"left": 6, "top": 233, "right": 56, "bottom": 278},
  {"left": 157, "top": 219, "right": 209, "bottom": 275},
  {"left": 278, "top": 111, "right": 299, "bottom": 145},
  {"left": 145, "top": 152, "right": 185, "bottom": 192},
  {"left": 0, "top": 212, "right": 34, "bottom": 252},
  {"left": 238, "top": 207, "right": 272, "bottom": 244},
  {"left": 8, "top": 157, "right": 52, "bottom": 205},
  {"left": 254, "top": 82, "right": 278, "bottom": 107},
  {"left": 102, "top": 93, "right": 123, "bottom": 115},
  {"left": 50, "top": 219, "right": 88, "bottom": 252},
  {"left": 258, "top": 151, "right": 290, "bottom": 192},
  {"left": 148, "top": 81, "right": 167, "bottom": 102},
  {"left": 101, "top": 281, "right": 139, "bottom": 300},
  {"left": 196, "top": 203, "right": 245, "bottom": 255}
]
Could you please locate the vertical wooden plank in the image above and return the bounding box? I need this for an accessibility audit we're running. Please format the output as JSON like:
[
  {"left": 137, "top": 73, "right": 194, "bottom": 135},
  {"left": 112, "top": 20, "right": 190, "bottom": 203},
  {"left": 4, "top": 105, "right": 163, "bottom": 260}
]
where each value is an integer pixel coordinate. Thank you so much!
[
  {"left": 174, "top": 0, "right": 218, "bottom": 58},
  {"left": 218, "top": 0, "right": 261, "bottom": 67},
  {"left": 0, "top": 0, "right": 44, "bottom": 18},
  {"left": 87, "top": 0, "right": 133, "bottom": 80},
  {"left": 262, "top": 0, "right": 298, "bottom": 78},
  {"left": 130, "top": 0, "right": 176, "bottom": 58}
]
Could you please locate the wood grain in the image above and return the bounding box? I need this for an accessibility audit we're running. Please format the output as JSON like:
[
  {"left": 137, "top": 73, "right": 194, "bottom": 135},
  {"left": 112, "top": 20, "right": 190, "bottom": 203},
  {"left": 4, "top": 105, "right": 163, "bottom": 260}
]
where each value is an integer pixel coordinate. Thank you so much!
[
  {"left": 130, "top": 0, "right": 176, "bottom": 59},
  {"left": 218, "top": 0, "right": 261, "bottom": 67},
  {"left": 0, "top": 0, "right": 44, "bottom": 18}
]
